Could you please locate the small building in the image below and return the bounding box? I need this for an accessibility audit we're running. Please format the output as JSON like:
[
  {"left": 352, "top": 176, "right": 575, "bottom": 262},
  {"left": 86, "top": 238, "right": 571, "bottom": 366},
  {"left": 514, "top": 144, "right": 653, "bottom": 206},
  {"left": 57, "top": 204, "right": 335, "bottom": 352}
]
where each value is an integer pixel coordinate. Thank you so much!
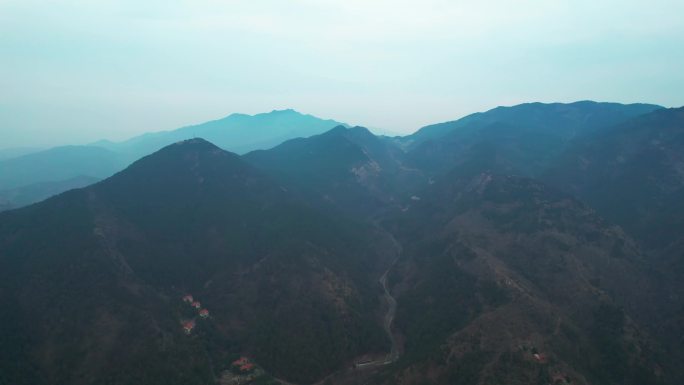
[
  {"left": 182, "top": 320, "right": 196, "bottom": 334},
  {"left": 182, "top": 294, "right": 194, "bottom": 303},
  {"left": 191, "top": 301, "right": 201, "bottom": 309},
  {"left": 199, "top": 309, "right": 209, "bottom": 318},
  {"left": 232, "top": 357, "right": 255, "bottom": 372}
]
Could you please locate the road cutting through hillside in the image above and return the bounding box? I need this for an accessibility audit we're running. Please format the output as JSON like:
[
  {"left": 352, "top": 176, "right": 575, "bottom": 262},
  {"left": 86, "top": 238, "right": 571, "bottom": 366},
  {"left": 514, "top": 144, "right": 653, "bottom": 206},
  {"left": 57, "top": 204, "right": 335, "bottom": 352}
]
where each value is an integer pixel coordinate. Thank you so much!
[{"left": 378, "top": 257, "right": 399, "bottom": 365}]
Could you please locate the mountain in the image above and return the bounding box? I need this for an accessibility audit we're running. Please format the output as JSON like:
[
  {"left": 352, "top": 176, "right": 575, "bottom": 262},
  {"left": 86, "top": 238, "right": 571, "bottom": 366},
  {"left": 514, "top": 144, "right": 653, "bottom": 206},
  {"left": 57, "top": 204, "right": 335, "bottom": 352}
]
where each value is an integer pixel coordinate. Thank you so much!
[
  {"left": 370, "top": 103, "right": 683, "bottom": 385},
  {"left": 97, "top": 109, "right": 346, "bottom": 162},
  {"left": 0, "top": 138, "right": 391, "bottom": 385},
  {"left": 245, "top": 126, "right": 425, "bottom": 218},
  {"left": 543, "top": 107, "right": 684, "bottom": 370},
  {"left": 544, "top": 106, "right": 684, "bottom": 254},
  {"left": 3, "top": 101, "right": 684, "bottom": 385},
  {"left": 242, "top": 114, "right": 680, "bottom": 384},
  {"left": 0, "top": 109, "right": 344, "bottom": 207},
  {"left": 0, "top": 146, "right": 43, "bottom": 161},
  {"left": 402, "top": 101, "right": 663, "bottom": 178},
  {"left": 0, "top": 175, "right": 99, "bottom": 212},
  {"left": 379, "top": 172, "right": 669, "bottom": 385},
  {"left": 0, "top": 145, "right": 120, "bottom": 190}
]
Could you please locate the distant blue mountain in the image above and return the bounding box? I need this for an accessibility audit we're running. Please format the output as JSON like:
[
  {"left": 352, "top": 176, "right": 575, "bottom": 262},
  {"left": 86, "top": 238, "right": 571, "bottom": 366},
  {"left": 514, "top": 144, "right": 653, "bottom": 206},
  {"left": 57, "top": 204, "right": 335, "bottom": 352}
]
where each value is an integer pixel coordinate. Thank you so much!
[
  {"left": 0, "top": 175, "right": 99, "bottom": 212},
  {"left": 0, "top": 147, "right": 43, "bottom": 161},
  {"left": 0, "top": 145, "right": 120, "bottom": 189},
  {"left": 0, "top": 109, "right": 345, "bottom": 210},
  {"left": 0, "top": 109, "right": 344, "bottom": 190},
  {"left": 95, "top": 109, "right": 346, "bottom": 162}
]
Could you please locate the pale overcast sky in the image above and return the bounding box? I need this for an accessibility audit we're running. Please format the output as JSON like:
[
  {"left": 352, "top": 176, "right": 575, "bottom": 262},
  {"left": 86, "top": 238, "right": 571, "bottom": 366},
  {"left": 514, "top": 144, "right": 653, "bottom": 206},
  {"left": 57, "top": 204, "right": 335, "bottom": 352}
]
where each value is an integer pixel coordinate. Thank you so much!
[{"left": 1, "top": 0, "right": 683, "bottom": 148}]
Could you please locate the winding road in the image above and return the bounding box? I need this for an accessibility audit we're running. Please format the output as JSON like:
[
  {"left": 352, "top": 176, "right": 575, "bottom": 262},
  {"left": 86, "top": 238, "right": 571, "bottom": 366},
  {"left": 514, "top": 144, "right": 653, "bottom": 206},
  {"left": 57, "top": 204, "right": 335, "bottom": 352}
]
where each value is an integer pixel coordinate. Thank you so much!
[
  {"left": 378, "top": 258, "right": 399, "bottom": 364},
  {"left": 346, "top": 257, "right": 400, "bottom": 371},
  {"left": 304, "top": 229, "right": 404, "bottom": 385}
]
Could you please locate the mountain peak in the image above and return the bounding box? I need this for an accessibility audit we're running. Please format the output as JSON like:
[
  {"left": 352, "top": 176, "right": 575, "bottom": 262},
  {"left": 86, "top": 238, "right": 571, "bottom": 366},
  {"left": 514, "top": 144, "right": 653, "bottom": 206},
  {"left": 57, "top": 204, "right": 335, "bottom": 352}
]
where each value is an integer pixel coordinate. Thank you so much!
[
  {"left": 325, "top": 124, "right": 350, "bottom": 135},
  {"left": 323, "top": 125, "right": 374, "bottom": 138},
  {"left": 347, "top": 125, "right": 375, "bottom": 136},
  {"left": 171, "top": 137, "right": 220, "bottom": 150},
  {"left": 133, "top": 137, "right": 240, "bottom": 168},
  {"left": 269, "top": 108, "right": 299, "bottom": 114},
  {"left": 93, "top": 137, "right": 280, "bottom": 209}
]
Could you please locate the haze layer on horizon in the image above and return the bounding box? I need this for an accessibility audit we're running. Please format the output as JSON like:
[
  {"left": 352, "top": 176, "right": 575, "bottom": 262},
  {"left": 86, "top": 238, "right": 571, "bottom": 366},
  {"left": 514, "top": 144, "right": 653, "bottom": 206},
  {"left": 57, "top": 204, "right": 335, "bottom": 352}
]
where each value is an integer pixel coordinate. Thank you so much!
[{"left": 1, "top": 0, "right": 683, "bottom": 148}]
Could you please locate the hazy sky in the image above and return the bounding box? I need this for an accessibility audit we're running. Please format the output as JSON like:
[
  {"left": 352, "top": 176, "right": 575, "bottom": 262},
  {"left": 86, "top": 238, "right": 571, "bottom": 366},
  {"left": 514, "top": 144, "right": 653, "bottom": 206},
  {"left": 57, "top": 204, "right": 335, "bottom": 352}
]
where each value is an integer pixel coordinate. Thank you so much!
[{"left": 1, "top": 0, "right": 683, "bottom": 148}]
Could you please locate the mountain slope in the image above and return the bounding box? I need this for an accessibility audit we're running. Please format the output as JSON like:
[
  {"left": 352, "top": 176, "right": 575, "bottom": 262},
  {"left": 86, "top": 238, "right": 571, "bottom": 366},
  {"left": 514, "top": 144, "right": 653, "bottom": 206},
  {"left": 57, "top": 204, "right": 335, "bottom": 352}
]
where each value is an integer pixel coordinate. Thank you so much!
[
  {"left": 245, "top": 126, "right": 425, "bottom": 218},
  {"left": 542, "top": 107, "right": 684, "bottom": 375},
  {"left": 403, "top": 101, "right": 662, "bottom": 178},
  {"left": 0, "top": 146, "right": 43, "bottom": 161},
  {"left": 0, "top": 138, "right": 389, "bottom": 385},
  {"left": 544, "top": 106, "right": 684, "bottom": 253},
  {"left": 0, "top": 175, "right": 99, "bottom": 212},
  {"left": 0, "top": 145, "right": 120, "bottom": 189},
  {"left": 379, "top": 172, "right": 668, "bottom": 385},
  {"left": 0, "top": 109, "right": 344, "bottom": 194}
]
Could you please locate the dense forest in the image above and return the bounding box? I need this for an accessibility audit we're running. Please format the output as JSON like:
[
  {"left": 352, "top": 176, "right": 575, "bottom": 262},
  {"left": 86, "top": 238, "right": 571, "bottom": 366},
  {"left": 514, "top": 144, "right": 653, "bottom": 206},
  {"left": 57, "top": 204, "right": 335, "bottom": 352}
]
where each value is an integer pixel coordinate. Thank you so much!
[{"left": 1, "top": 102, "right": 683, "bottom": 385}]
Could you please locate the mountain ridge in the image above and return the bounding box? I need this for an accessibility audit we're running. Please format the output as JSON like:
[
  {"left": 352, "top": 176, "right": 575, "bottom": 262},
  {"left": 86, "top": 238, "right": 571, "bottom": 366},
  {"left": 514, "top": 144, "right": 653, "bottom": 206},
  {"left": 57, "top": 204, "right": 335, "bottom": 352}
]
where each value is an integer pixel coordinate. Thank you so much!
[
  {"left": 0, "top": 110, "right": 347, "bottom": 211},
  {"left": 0, "top": 137, "right": 390, "bottom": 385}
]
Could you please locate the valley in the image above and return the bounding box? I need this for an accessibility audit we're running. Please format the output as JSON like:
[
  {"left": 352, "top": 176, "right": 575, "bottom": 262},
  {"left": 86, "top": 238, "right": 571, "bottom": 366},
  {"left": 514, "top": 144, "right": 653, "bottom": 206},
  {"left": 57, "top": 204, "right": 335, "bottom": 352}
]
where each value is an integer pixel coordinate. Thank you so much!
[{"left": 0, "top": 102, "right": 683, "bottom": 385}]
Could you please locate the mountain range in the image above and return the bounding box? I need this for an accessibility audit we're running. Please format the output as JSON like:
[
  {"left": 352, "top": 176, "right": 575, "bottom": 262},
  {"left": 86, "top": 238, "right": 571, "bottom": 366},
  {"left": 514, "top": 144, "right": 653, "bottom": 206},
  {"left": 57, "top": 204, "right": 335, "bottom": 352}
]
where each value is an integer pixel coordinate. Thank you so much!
[
  {"left": 0, "top": 138, "right": 392, "bottom": 385},
  {"left": 0, "top": 109, "right": 345, "bottom": 207},
  {"left": 1, "top": 101, "right": 683, "bottom": 385}
]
